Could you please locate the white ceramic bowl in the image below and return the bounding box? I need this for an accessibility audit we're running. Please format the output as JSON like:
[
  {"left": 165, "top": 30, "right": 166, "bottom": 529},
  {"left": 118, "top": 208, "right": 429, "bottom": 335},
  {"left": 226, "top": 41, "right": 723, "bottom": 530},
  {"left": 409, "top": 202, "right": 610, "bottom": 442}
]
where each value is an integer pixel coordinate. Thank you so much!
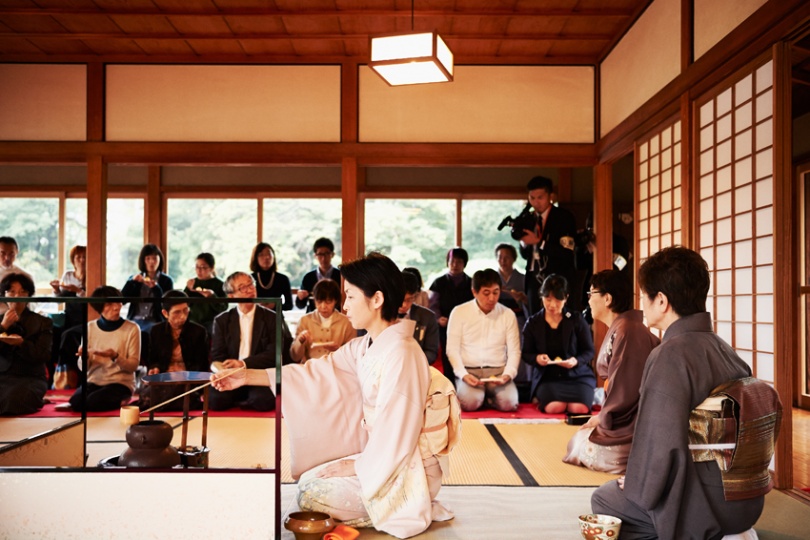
[{"left": 578, "top": 513, "right": 622, "bottom": 539}]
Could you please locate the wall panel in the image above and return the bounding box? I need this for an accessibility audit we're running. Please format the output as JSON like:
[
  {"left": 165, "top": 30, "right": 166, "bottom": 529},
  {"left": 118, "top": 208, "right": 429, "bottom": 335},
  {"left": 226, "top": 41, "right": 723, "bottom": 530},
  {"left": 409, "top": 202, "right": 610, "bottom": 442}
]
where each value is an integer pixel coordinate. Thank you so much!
[
  {"left": 694, "top": 0, "right": 769, "bottom": 59},
  {"left": 106, "top": 65, "right": 341, "bottom": 142}
]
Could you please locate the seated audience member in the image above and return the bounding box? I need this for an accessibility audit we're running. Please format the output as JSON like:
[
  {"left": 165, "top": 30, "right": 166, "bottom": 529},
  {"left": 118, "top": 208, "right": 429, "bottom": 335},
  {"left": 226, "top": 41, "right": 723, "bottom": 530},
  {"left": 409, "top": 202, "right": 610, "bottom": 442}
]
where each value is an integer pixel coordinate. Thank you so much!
[
  {"left": 296, "top": 237, "right": 341, "bottom": 312},
  {"left": 495, "top": 243, "right": 528, "bottom": 330},
  {"left": 592, "top": 247, "right": 773, "bottom": 539},
  {"left": 183, "top": 252, "right": 227, "bottom": 335},
  {"left": 50, "top": 244, "right": 86, "bottom": 330},
  {"left": 69, "top": 286, "right": 140, "bottom": 412},
  {"left": 209, "top": 271, "right": 292, "bottom": 411},
  {"left": 290, "top": 279, "right": 355, "bottom": 362},
  {"left": 141, "top": 290, "right": 210, "bottom": 411},
  {"left": 0, "top": 273, "right": 52, "bottom": 415},
  {"left": 402, "top": 266, "right": 429, "bottom": 308},
  {"left": 446, "top": 268, "right": 520, "bottom": 412},
  {"left": 0, "top": 236, "right": 33, "bottom": 283},
  {"left": 522, "top": 274, "right": 595, "bottom": 414},
  {"left": 399, "top": 270, "right": 439, "bottom": 364},
  {"left": 122, "top": 243, "right": 174, "bottom": 331},
  {"left": 563, "top": 270, "right": 660, "bottom": 474},
  {"left": 250, "top": 242, "right": 293, "bottom": 311},
  {"left": 429, "top": 247, "right": 474, "bottom": 383}
]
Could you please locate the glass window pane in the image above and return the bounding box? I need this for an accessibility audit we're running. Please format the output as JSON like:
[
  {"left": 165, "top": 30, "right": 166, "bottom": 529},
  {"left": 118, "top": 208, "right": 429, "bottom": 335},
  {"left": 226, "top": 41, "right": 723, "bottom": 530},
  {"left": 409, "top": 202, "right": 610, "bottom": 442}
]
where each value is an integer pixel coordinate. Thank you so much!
[
  {"left": 365, "top": 198, "right": 455, "bottom": 283},
  {"left": 262, "top": 198, "right": 342, "bottom": 287},
  {"left": 65, "top": 198, "right": 87, "bottom": 253},
  {"left": 0, "top": 197, "right": 59, "bottom": 291},
  {"left": 461, "top": 199, "right": 526, "bottom": 274},
  {"left": 166, "top": 198, "right": 257, "bottom": 289},
  {"left": 107, "top": 198, "right": 145, "bottom": 289}
]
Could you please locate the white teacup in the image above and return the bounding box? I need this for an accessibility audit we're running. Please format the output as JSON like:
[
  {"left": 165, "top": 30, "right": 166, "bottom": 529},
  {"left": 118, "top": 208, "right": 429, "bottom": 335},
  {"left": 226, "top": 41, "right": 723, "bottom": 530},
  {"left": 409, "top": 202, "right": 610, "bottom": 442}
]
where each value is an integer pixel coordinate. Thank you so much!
[{"left": 578, "top": 513, "right": 622, "bottom": 539}]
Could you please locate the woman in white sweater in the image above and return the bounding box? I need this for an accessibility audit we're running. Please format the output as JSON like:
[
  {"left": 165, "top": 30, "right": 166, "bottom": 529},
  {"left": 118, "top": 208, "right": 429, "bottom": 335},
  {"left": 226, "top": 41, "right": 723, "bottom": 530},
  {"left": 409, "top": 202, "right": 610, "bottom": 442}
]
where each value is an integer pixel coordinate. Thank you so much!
[{"left": 68, "top": 286, "right": 140, "bottom": 411}]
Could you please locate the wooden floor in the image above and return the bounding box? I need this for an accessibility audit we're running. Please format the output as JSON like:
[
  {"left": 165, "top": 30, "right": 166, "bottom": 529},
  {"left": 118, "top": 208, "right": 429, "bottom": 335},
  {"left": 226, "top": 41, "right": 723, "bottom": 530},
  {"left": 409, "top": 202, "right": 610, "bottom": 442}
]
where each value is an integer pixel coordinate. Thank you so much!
[{"left": 793, "top": 407, "right": 810, "bottom": 490}]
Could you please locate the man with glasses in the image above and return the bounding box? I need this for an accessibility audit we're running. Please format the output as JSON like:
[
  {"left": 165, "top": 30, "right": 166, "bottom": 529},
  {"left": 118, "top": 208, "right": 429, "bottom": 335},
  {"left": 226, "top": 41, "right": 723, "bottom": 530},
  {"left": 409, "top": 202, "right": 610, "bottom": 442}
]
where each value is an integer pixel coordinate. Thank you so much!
[
  {"left": 0, "top": 273, "right": 52, "bottom": 415},
  {"left": 209, "top": 272, "right": 292, "bottom": 411},
  {"left": 295, "top": 237, "right": 341, "bottom": 312}
]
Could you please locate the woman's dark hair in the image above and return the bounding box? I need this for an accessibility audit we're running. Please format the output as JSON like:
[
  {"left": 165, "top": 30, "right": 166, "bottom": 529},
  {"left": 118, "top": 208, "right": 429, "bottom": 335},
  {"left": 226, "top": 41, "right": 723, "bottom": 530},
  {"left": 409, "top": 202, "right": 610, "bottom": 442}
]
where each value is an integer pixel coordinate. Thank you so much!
[
  {"left": 539, "top": 274, "right": 568, "bottom": 300},
  {"left": 447, "top": 247, "right": 469, "bottom": 266},
  {"left": 249, "top": 242, "right": 277, "bottom": 273},
  {"left": 402, "top": 267, "right": 424, "bottom": 288},
  {"left": 472, "top": 268, "right": 500, "bottom": 291},
  {"left": 402, "top": 271, "right": 420, "bottom": 295},
  {"left": 196, "top": 252, "right": 215, "bottom": 271},
  {"left": 90, "top": 285, "right": 122, "bottom": 314},
  {"left": 638, "top": 246, "right": 708, "bottom": 317},
  {"left": 138, "top": 244, "right": 165, "bottom": 273},
  {"left": 495, "top": 243, "right": 518, "bottom": 261},
  {"left": 313, "top": 237, "right": 335, "bottom": 253},
  {"left": 590, "top": 269, "right": 633, "bottom": 314},
  {"left": 0, "top": 272, "right": 35, "bottom": 297},
  {"left": 312, "top": 278, "right": 341, "bottom": 303},
  {"left": 340, "top": 252, "right": 404, "bottom": 322}
]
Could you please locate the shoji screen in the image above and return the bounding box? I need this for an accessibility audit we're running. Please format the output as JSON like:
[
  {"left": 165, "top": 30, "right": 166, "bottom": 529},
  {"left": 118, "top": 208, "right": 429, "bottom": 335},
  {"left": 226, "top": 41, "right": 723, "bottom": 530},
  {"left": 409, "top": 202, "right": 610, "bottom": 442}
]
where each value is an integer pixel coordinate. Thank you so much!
[
  {"left": 637, "top": 120, "right": 684, "bottom": 265},
  {"left": 696, "top": 59, "right": 774, "bottom": 382}
]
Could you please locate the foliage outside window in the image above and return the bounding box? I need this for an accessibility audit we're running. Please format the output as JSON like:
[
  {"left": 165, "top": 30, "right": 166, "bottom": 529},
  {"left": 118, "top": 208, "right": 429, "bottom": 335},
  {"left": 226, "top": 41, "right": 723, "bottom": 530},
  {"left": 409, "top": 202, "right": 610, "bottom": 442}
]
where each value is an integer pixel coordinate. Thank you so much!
[
  {"left": 364, "top": 199, "right": 456, "bottom": 285},
  {"left": 0, "top": 197, "right": 59, "bottom": 290},
  {"left": 167, "top": 198, "right": 257, "bottom": 284},
  {"left": 262, "top": 198, "right": 342, "bottom": 288},
  {"left": 107, "top": 198, "right": 145, "bottom": 289},
  {"left": 462, "top": 199, "right": 526, "bottom": 275}
]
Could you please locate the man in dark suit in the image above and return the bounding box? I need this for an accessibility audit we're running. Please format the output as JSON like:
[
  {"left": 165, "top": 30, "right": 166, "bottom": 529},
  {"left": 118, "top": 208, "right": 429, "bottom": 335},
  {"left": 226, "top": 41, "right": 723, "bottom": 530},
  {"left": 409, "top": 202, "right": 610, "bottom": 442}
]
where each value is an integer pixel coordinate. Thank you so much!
[
  {"left": 518, "top": 176, "right": 578, "bottom": 315},
  {"left": 209, "top": 272, "right": 292, "bottom": 411},
  {"left": 295, "top": 237, "right": 341, "bottom": 312},
  {"left": 143, "top": 290, "right": 210, "bottom": 411},
  {"left": 0, "top": 273, "right": 52, "bottom": 415},
  {"left": 399, "top": 271, "right": 439, "bottom": 364}
]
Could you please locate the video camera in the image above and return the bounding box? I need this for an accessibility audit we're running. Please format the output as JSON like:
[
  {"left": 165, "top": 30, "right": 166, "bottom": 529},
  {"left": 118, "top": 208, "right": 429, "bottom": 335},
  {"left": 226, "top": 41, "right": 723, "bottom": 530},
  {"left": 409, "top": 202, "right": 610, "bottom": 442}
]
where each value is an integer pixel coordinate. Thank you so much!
[{"left": 497, "top": 202, "right": 535, "bottom": 241}]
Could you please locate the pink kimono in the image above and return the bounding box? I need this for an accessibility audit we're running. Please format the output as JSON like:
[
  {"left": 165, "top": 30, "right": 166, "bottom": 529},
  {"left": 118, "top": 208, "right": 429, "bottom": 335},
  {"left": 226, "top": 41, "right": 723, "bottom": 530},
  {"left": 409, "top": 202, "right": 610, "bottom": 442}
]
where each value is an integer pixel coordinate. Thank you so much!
[{"left": 270, "top": 319, "right": 454, "bottom": 539}]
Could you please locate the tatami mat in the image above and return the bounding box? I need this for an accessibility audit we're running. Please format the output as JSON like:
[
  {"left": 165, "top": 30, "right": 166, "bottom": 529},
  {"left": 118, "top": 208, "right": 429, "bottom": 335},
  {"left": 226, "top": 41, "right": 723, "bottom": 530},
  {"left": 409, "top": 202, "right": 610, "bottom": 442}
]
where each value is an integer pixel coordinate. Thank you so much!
[
  {"left": 444, "top": 419, "right": 523, "bottom": 486},
  {"left": 0, "top": 417, "right": 82, "bottom": 448},
  {"left": 494, "top": 422, "right": 621, "bottom": 486}
]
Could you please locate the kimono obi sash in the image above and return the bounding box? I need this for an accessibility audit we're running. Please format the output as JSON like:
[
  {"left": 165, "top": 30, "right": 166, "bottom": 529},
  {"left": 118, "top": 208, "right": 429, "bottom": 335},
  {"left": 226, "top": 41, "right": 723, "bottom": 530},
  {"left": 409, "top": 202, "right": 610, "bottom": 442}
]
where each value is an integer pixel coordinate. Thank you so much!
[
  {"left": 687, "top": 377, "right": 782, "bottom": 501},
  {"left": 418, "top": 366, "right": 462, "bottom": 460},
  {"left": 361, "top": 366, "right": 462, "bottom": 460}
]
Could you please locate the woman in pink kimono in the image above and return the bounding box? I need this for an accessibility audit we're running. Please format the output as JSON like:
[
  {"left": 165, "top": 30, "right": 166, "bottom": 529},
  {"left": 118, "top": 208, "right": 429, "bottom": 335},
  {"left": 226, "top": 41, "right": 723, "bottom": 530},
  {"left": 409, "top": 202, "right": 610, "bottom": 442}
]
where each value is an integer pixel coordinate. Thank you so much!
[{"left": 212, "top": 253, "right": 456, "bottom": 539}]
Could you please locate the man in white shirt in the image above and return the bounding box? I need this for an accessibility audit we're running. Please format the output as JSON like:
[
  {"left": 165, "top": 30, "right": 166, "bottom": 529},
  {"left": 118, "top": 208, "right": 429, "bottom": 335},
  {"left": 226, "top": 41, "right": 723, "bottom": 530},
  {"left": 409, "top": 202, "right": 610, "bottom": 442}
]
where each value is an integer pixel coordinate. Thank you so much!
[
  {"left": 446, "top": 268, "right": 521, "bottom": 412},
  {"left": 209, "top": 271, "right": 292, "bottom": 411}
]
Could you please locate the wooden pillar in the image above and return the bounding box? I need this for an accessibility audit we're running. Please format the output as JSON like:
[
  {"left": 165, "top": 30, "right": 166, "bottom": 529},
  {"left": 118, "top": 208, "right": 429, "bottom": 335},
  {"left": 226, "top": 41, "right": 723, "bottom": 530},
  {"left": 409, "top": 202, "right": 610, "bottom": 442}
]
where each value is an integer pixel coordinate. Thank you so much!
[
  {"left": 86, "top": 62, "right": 104, "bottom": 142},
  {"left": 592, "top": 163, "right": 613, "bottom": 350},
  {"left": 341, "top": 157, "right": 364, "bottom": 261},
  {"left": 86, "top": 156, "right": 107, "bottom": 294},
  {"left": 680, "top": 93, "right": 694, "bottom": 248},
  {"left": 771, "top": 42, "right": 795, "bottom": 490},
  {"left": 146, "top": 166, "right": 163, "bottom": 249},
  {"left": 557, "top": 168, "right": 573, "bottom": 203}
]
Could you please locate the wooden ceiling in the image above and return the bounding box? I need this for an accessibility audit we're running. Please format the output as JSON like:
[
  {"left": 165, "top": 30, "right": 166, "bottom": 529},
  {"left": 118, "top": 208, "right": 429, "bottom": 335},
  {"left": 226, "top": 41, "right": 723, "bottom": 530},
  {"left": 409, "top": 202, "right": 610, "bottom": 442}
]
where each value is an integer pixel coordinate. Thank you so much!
[{"left": 0, "top": 0, "right": 653, "bottom": 65}]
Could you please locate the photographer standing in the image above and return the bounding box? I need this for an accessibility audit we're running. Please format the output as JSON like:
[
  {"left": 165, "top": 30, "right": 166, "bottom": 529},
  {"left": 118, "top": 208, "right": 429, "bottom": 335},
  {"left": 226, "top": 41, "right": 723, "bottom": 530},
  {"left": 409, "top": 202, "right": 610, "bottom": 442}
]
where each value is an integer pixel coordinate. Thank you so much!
[{"left": 518, "top": 176, "right": 577, "bottom": 315}]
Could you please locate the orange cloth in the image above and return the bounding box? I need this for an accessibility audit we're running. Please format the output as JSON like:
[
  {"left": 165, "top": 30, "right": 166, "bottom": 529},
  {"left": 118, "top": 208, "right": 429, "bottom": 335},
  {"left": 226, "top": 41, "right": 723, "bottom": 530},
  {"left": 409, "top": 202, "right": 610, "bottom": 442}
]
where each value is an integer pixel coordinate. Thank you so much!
[{"left": 323, "top": 524, "right": 360, "bottom": 540}]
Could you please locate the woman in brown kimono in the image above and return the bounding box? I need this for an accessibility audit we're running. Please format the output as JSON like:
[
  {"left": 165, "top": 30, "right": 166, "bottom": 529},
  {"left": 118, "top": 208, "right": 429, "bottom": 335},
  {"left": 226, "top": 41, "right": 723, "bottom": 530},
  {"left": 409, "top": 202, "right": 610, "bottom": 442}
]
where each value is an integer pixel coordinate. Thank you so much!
[{"left": 563, "top": 269, "right": 659, "bottom": 473}]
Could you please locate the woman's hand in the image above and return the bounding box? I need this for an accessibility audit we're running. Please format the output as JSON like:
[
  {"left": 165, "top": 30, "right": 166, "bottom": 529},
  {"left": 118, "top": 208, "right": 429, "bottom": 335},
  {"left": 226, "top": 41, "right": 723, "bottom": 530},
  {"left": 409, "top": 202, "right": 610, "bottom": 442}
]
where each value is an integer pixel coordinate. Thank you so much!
[
  {"left": 580, "top": 414, "right": 600, "bottom": 430},
  {"left": 560, "top": 357, "right": 577, "bottom": 369},
  {"left": 211, "top": 367, "right": 247, "bottom": 391},
  {"left": 186, "top": 278, "right": 196, "bottom": 290},
  {"left": 50, "top": 279, "right": 62, "bottom": 294},
  {"left": 1, "top": 307, "right": 19, "bottom": 329},
  {"left": 316, "top": 459, "right": 356, "bottom": 479},
  {"left": 509, "top": 289, "right": 528, "bottom": 304},
  {"left": 147, "top": 367, "right": 160, "bottom": 375},
  {"left": 133, "top": 274, "right": 145, "bottom": 283},
  {"left": 617, "top": 476, "right": 625, "bottom": 490},
  {"left": 296, "top": 289, "right": 309, "bottom": 301},
  {"left": 536, "top": 353, "right": 551, "bottom": 366},
  {"left": 297, "top": 329, "right": 312, "bottom": 346},
  {"left": 61, "top": 283, "right": 82, "bottom": 293},
  {"left": 90, "top": 348, "right": 118, "bottom": 361},
  {"left": 438, "top": 316, "right": 448, "bottom": 327},
  {"left": 322, "top": 341, "right": 339, "bottom": 352}
]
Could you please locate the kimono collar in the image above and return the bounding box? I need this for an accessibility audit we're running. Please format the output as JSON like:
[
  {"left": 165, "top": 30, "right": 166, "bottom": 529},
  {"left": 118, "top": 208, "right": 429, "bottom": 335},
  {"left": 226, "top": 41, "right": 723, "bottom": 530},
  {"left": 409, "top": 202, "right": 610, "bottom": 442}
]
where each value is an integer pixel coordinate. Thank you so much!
[
  {"left": 613, "top": 309, "right": 644, "bottom": 326},
  {"left": 366, "top": 318, "right": 416, "bottom": 349},
  {"left": 661, "top": 312, "right": 713, "bottom": 342}
]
